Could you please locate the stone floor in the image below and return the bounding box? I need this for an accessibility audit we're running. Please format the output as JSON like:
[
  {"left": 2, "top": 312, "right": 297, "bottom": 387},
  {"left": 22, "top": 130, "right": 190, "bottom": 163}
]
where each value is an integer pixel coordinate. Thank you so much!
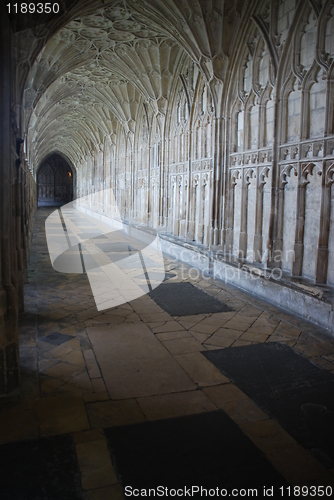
[{"left": 1, "top": 207, "right": 334, "bottom": 498}]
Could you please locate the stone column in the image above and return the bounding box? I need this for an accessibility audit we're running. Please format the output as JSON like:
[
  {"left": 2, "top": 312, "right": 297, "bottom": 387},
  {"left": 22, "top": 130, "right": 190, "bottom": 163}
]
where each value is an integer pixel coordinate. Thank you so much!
[
  {"left": 186, "top": 128, "right": 193, "bottom": 240},
  {"left": 266, "top": 91, "right": 280, "bottom": 270},
  {"left": 211, "top": 116, "right": 224, "bottom": 246},
  {"left": 0, "top": 2, "right": 19, "bottom": 393}
]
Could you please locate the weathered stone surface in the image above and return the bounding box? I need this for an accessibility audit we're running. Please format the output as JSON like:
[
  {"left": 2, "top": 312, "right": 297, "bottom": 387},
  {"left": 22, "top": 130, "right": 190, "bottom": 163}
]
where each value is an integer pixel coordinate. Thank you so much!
[{"left": 2, "top": 0, "right": 334, "bottom": 396}]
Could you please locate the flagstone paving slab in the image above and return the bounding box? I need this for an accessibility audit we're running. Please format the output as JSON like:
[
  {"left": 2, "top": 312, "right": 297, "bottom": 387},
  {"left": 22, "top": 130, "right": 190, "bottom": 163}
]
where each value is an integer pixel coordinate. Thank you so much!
[
  {"left": 86, "top": 323, "right": 197, "bottom": 399},
  {"left": 0, "top": 207, "right": 332, "bottom": 495},
  {"left": 136, "top": 390, "right": 217, "bottom": 420}
]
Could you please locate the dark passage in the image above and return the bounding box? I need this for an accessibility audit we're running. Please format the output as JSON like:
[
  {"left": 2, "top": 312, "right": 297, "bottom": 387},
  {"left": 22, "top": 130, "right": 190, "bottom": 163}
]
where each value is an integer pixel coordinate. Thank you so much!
[
  {"left": 37, "top": 154, "right": 73, "bottom": 207},
  {"left": 203, "top": 343, "right": 334, "bottom": 468},
  {"left": 105, "top": 410, "right": 288, "bottom": 496}
]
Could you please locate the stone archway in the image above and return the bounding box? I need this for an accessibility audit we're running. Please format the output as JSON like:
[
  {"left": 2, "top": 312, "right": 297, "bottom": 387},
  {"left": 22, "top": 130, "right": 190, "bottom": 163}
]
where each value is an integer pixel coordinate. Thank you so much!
[{"left": 37, "top": 154, "right": 74, "bottom": 206}]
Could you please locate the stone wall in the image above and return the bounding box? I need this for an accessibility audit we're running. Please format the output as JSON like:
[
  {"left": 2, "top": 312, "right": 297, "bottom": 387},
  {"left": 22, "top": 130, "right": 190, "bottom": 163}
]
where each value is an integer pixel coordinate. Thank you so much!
[
  {"left": 226, "top": 1, "right": 334, "bottom": 284},
  {"left": 72, "top": 0, "right": 334, "bottom": 287},
  {"left": 0, "top": 3, "right": 36, "bottom": 394},
  {"left": 3, "top": 0, "right": 334, "bottom": 392}
]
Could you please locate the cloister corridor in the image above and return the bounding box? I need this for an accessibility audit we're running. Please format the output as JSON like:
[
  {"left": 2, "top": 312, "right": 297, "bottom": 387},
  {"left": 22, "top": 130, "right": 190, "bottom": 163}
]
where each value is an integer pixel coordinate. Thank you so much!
[{"left": 1, "top": 0, "right": 334, "bottom": 498}]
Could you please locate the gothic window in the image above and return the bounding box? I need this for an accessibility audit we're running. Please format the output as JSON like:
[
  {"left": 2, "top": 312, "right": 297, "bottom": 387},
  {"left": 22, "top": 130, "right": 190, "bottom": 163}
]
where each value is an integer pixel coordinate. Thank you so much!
[
  {"left": 177, "top": 100, "right": 181, "bottom": 124},
  {"left": 259, "top": 50, "right": 269, "bottom": 88},
  {"left": 287, "top": 79, "right": 301, "bottom": 143},
  {"left": 277, "top": 0, "right": 295, "bottom": 47},
  {"left": 243, "top": 55, "right": 252, "bottom": 95},
  {"left": 183, "top": 99, "right": 188, "bottom": 122},
  {"left": 201, "top": 86, "right": 207, "bottom": 114},
  {"left": 300, "top": 11, "right": 317, "bottom": 72},
  {"left": 250, "top": 104, "right": 258, "bottom": 150},
  {"left": 265, "top": 97, "right": 275, "bottom": 146},
  {"left": 204, "top": 118, "right": 211, "bottom": 158},
  {"left": 179, "top": 133, "right": 183, "bottom": 163},
  {"left": 309, "top": 71, "right": 326, "bottom": 138},
  {"left": 196, "top": 123, "right": 201, "bottom": 159},
  {"left": 237, "top": 110, "right": 244, "bottom": 151},
  {"left": 325, "top": 7, "right": 334, "bottom": 58}
]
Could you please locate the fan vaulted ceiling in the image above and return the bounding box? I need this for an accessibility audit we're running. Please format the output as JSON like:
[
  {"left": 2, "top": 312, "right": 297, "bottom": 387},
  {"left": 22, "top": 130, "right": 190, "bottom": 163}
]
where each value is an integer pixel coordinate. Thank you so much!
[{"left": 23, "top": 0, "right": 235, "bottom": 171}]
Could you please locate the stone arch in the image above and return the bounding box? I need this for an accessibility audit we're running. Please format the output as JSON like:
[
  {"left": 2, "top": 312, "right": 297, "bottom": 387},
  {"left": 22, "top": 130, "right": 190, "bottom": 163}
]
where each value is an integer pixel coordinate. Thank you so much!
[
  {"left": 231, "top": 99, "right": 244, "bottom": 153},
  {"left": 261, "top": 84, "right": 275, "bottom": 147},
  {"left": 246, "top": 91, "right": 259, "bottom": 150},
  {"left": 281, "top": 73, "right": 302, "bottom": 143},
  {"left": 307, "top": 66, "right": 327, "bottom": 138}
]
